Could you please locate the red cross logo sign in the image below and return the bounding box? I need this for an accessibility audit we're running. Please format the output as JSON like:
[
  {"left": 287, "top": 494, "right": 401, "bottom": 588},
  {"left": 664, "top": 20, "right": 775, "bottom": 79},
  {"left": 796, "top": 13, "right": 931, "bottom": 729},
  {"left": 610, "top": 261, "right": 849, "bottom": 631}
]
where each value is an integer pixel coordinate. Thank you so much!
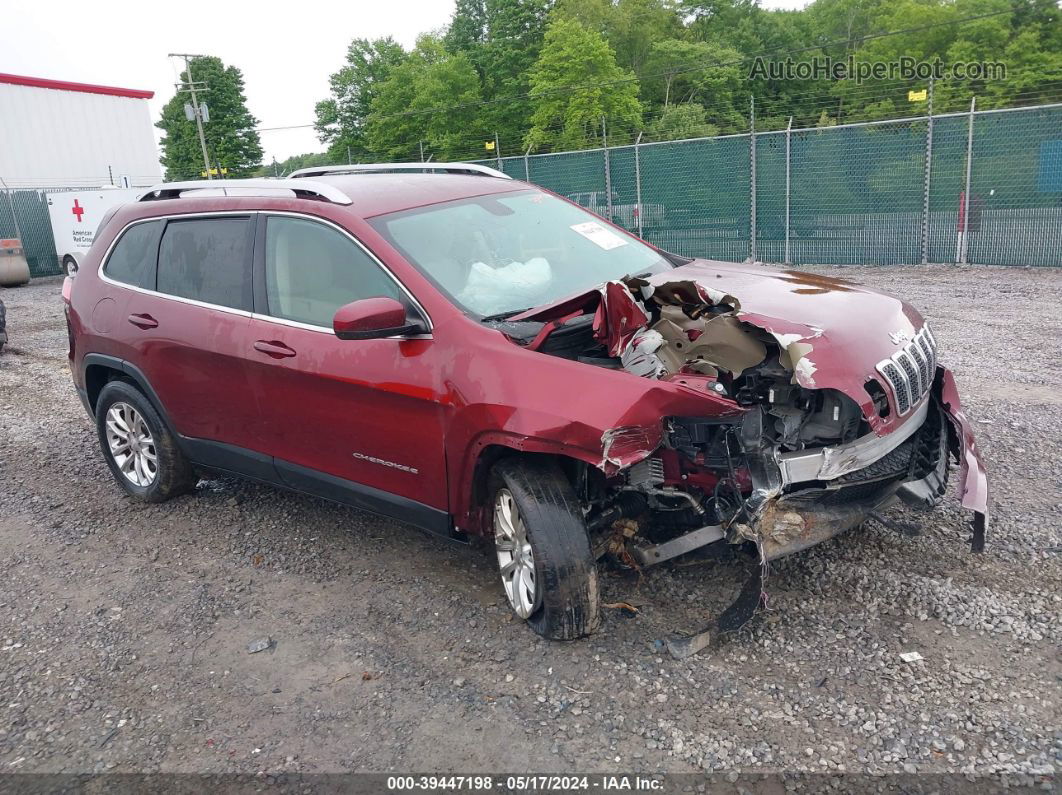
[{"left": 72, "top": 200, "right": 85, "bottom": 223}]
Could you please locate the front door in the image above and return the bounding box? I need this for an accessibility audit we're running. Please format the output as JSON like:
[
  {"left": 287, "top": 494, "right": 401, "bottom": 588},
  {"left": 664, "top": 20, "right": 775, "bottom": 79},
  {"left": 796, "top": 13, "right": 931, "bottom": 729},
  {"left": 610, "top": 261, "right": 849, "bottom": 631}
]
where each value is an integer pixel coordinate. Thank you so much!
[{"left": 244, "top": 214, "right": 449, "bottom": 525}]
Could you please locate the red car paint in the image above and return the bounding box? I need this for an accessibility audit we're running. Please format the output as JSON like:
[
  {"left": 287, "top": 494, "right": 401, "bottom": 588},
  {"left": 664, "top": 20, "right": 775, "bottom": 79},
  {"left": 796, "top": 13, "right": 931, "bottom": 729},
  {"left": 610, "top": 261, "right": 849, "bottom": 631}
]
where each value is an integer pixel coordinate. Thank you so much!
[{"left": 66, "top": 173, "right": 987, "bottom": 547}]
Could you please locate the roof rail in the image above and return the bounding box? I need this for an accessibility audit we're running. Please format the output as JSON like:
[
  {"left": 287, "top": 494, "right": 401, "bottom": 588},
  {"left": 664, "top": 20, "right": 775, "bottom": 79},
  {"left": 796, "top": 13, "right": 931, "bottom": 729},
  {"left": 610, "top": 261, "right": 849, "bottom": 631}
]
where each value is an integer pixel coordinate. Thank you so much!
[
  {"left": 137, "top": 179, "right": 352, "bottom": 205},
  {"left": 287, "top": 162, "right": 513, "bottom": 180}
]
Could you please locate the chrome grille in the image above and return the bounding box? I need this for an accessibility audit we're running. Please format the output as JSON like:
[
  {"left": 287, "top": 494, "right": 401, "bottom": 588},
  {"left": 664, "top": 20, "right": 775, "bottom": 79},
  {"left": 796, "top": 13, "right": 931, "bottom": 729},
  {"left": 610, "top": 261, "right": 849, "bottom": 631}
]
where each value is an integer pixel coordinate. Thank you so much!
[
  {"left": 876, "top": 326, "right": 938, "bottom": 416},
  {"left": 908, "top": 344, "right": 929, "bottom": 393},
  {"left": 880, "top": 362, "right": 910, "bottom": 414}
]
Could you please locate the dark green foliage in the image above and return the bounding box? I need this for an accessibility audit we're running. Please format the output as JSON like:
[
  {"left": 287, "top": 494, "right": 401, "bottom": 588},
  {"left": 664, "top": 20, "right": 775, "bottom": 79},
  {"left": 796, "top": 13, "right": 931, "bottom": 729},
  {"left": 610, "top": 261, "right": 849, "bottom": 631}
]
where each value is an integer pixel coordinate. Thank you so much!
[
  {"left": 157, "top": 56, "right": 263, "bottom": 180},
  {"left": 314, "top": 38, "right": 409, "bottom": 163},
  {"left": 309, "top": 0, "right": 1061, "bottom": 158}
]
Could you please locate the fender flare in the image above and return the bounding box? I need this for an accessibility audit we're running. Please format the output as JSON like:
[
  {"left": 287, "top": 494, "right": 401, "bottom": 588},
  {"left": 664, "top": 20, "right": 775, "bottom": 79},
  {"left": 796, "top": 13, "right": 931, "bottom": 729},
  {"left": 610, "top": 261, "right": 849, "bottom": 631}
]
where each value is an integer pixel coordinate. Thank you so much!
[
  {"left": 82, "top": 353, "right": 182, "bottom": 442},
  {"left": 451, "top": 429, "right": 623, "bottom": 536}
]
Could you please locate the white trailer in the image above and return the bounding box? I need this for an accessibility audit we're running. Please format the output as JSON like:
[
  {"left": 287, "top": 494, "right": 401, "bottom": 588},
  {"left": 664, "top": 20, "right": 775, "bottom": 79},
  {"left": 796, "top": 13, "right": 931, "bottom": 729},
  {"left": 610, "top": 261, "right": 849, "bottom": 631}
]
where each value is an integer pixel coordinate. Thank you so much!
[{"left": 46, "top": 188, "right": 141, "bottom": 275}]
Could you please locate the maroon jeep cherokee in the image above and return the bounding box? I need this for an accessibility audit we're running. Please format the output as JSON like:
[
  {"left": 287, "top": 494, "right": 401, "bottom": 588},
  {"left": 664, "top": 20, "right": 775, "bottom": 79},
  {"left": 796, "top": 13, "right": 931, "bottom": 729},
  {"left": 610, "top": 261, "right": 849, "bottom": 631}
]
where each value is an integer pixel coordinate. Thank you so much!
[{"left": 65, "top": 164, "right": 988, "bottom": 641}]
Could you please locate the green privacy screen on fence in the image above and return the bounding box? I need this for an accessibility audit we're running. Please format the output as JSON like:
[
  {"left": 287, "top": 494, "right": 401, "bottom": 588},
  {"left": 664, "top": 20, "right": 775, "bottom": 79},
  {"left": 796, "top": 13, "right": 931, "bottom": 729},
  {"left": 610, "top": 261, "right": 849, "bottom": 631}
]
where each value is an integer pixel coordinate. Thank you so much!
[
  {"left": 0, "top": 189, "right": 65, "bottom": 277},
  {"left": 477, "top": 102, "right": 1062, "bottom": 267},
  {"left": 4, "top": 103, "right": 1060, "bottom": 279}
]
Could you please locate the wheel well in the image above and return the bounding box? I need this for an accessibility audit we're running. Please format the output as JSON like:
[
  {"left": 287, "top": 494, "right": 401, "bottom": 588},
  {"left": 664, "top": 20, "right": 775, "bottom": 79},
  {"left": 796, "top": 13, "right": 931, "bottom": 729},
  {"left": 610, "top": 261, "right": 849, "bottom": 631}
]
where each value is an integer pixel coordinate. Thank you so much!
[
  {"left": 84, "top": 364, "right": 133, "bottom": 412},
  {"left": 470, "top": 445, "right": 591, "bottom": 511}
]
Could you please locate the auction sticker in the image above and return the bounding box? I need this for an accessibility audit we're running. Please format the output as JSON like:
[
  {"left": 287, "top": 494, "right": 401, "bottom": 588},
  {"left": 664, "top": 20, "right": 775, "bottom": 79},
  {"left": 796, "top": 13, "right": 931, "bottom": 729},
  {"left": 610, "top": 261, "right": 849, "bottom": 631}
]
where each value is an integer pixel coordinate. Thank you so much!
[{"left": 570, "top": 221, "right": 628, "bottom": 250}]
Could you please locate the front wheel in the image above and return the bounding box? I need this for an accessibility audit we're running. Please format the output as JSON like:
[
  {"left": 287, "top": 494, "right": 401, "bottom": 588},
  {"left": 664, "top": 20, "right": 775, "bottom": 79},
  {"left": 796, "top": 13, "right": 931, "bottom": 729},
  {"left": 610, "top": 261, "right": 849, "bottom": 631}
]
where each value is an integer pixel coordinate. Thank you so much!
[
  {"left": 63, "top": 256, "right": 78, "bottom": 277},
  {"left": 490, "top": 459, "right": 599, "bottom": 640}
]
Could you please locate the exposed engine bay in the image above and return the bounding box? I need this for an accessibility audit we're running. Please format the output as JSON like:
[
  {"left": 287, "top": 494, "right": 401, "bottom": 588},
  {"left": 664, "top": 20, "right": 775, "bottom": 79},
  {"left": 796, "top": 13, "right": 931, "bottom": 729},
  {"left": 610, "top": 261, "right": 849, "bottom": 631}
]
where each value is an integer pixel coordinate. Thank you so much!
[
  {"left": 487, "top": 272, "right": 987, "bottom": 651},
  {"left": 488, "top": 276, "right": 869, "bottom": 451}
]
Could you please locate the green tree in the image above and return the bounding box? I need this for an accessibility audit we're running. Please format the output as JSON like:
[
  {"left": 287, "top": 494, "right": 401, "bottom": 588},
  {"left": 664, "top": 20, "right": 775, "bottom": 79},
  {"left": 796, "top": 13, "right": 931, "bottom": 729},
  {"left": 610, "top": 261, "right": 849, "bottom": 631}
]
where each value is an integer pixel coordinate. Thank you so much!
[
  {"left": 157, "top": 56, "right": 263, "bottom": 179},
  {"left": 832, "top": 0, "right": 1061, "bottom": 119},
  {"left": 552, "top": 0, "right": 612, "bottom": 33},
  {"left": 644, "top": 38, "right": 745, "bottom": 128},
  {"left": 445, "top": 0, "right": 550, "bottom": 151},
  {"left": 606, "top": 0, "right": 683, "bottom": 77},
  {"left": 365, "top": 36, "right": 487, "bottom": 160},
  {"left": 647, "top": 102, "right": 720, "bottom": 140},
  {"left": 525, "top": 18, "right": 643, "bottom": 151},
  {"left": 554, "top": 0, "right": 682, "bottom": 77},
  {"left": 445, "top": 0, "right": 488, "bottom": 53},
  {"left": 314, "top": 38, "right": 408, "bottom": 161}
]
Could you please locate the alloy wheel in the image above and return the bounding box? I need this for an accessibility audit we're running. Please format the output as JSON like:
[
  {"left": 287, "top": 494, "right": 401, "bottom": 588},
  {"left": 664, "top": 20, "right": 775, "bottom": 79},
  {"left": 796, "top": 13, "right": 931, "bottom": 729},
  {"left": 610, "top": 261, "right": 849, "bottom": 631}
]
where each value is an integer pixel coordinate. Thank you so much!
[
  {"left": 105, "top": 402, "right": 158, "bottom": 487},
  {"left": 494, "top": 488, "right": 538, "bottom": 618}
]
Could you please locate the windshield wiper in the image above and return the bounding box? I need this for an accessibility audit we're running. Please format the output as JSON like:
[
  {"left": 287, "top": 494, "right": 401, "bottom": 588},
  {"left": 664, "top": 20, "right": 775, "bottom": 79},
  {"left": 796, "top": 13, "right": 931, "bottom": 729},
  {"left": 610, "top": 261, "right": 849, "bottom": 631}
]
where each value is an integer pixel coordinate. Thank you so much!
[{"left": 480, "top": 307, "right": 533, "bottom": 323}]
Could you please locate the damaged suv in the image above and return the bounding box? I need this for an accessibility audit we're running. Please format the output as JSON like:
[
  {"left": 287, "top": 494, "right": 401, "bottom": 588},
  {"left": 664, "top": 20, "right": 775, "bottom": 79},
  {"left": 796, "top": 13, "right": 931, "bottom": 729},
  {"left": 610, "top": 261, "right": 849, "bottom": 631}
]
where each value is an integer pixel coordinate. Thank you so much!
[{"left": 65, "top": 163, "right": 988, "bottom": 641}]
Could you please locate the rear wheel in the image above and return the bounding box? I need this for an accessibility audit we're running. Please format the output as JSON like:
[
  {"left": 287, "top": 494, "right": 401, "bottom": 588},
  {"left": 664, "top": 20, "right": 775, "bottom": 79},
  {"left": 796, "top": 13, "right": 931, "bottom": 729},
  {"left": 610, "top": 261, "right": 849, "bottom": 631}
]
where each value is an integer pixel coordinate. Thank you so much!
[
  {"left": 95, "top": 380, "right": 195, "bottom": 502},
  {"left": 63, "top": 256, "right": 78, "bottom": 276},
  {"left": 490, "top": 459, "right": 599, "bottom": 640}
]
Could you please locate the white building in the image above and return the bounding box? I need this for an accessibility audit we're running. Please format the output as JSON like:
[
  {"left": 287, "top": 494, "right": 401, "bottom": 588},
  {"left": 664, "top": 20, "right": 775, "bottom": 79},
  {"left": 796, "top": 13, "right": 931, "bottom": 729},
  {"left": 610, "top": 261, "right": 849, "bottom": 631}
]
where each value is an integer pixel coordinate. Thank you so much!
[{"left": 0, "top": 72, "right": 161, "bottom": 189}]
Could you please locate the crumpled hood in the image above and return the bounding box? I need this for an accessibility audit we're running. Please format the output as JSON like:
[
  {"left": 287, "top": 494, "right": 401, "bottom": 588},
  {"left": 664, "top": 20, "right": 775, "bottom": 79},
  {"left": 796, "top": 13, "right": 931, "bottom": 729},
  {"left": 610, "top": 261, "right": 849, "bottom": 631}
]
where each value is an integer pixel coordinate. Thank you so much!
[
  {"left": 648, "top": 259, "right": 928, "bottom": 434},
  {"left": 514, "top": 259, "right": 929, "bottom": 435}
]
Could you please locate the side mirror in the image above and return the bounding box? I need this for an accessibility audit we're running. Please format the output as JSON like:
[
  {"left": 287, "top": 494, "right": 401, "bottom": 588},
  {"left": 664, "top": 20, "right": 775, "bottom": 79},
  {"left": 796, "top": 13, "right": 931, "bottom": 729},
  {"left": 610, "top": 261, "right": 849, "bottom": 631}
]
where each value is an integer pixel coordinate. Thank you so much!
[{"left": 333, "top": 297, "right": 424, "bottom": 341}]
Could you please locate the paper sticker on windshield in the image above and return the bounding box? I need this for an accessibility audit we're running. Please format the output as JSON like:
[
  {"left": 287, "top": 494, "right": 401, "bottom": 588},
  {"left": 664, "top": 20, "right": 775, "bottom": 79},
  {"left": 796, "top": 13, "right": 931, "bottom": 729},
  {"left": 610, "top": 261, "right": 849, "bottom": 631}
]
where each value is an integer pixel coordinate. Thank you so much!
[{"left": 570, "top": 221, "right": 628, "bottom": 251}]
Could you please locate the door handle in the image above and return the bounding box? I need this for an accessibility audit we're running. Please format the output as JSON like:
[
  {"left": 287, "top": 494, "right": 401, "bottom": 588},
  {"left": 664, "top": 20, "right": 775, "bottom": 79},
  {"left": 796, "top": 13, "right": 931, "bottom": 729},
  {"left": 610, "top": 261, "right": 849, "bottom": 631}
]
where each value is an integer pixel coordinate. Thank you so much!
[
  {"left": 127, "top": 313, "right": 158, "bottom": 329},
  {"left": 253, "top": 340, "right": 297, "bottom": 359}
]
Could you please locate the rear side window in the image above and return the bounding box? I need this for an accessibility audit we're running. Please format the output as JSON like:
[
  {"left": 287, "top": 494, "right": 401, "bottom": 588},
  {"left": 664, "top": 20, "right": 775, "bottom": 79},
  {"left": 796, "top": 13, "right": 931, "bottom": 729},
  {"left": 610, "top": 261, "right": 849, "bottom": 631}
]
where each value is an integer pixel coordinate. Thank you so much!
[
  {"left": 103, "top": 220, "right": 162, "bottom": 289},
  {"left": 156, "top": 217, "right": 253, "bottom": 310}
]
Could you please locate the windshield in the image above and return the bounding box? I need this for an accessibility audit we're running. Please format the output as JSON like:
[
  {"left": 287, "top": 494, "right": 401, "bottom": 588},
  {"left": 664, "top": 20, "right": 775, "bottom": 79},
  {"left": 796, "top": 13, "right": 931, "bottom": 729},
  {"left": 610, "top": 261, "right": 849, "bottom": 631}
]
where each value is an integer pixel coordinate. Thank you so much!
[{"left": 369, "top": 189, "right": 673, "bottom": 318}]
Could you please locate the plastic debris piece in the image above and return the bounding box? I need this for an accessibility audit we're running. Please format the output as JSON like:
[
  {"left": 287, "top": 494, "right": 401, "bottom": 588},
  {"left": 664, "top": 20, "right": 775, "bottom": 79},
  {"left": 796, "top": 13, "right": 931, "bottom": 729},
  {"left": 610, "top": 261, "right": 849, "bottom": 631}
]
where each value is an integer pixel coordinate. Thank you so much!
[
  {"left": 246, "top": 637, "right": 273, "bottom": 654},
  {"left": 602, "top": 601, "right": 640, "bottom": 617},
  {"left": 666, "top": 630, "right": 712, "bottom": 660}
]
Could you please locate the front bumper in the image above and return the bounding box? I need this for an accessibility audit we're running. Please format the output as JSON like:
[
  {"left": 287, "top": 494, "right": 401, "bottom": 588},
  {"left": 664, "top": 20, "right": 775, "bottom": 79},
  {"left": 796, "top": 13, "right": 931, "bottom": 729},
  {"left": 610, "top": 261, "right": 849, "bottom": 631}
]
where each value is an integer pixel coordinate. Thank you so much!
[
  {"left": 738, "top": 366, "right": 988, "bottom": 560},
  {"left": 937, "top": 366, "right": 989, "bottom": 551}
]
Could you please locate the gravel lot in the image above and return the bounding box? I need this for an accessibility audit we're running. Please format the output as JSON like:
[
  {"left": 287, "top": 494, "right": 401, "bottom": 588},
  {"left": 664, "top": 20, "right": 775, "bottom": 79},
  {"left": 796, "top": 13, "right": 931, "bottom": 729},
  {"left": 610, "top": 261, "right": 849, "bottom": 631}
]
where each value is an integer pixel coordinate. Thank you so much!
[{"left": 0, "top": 267, "right": 1058, "bottom": 785}]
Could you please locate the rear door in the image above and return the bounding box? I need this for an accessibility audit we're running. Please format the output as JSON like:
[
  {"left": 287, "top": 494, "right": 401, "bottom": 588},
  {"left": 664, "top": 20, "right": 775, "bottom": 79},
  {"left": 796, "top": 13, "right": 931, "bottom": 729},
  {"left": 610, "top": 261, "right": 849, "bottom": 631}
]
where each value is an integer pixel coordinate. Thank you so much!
[
  {"left": 244, "top": 213, "right": 449, "bottom": 523},
  {"left": 118, "top": 213, "right": 266, "bottom": 470}
]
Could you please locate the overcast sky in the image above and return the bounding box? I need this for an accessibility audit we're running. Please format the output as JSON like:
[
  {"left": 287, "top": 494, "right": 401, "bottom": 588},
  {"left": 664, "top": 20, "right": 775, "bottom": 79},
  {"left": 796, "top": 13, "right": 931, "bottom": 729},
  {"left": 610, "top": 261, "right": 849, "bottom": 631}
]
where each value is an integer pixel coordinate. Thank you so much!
[{"left": 2, "top": 0, "right": 809, "bottom": 163}]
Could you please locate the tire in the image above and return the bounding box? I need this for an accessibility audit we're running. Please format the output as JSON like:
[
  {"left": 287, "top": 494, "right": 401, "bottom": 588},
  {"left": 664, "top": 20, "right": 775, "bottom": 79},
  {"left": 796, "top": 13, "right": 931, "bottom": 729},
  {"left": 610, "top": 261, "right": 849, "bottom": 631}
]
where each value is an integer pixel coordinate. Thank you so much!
[
  {"left": 95, "top": 380, "right": 196, "bottom": 503},
  {"left": 490, "top": 458, "right": 599, "bottom": 640},
  {"left": 63, "top": 256, "right": 78, "bottom": 277}
]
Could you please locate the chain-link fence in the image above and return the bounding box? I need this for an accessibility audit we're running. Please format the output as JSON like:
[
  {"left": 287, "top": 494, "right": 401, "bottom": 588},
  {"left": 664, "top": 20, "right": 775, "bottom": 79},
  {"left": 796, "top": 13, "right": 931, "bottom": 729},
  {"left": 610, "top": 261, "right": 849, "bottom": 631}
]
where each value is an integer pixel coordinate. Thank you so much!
[
  {"left": 4, "top": 102, "right": 1059, "bottom": 279},
  {"left": 476, "top": 101, "right": 1062, "bottom": 267},
  {"left": 0, "top": 187, "right": 78, "bottom": 278}
]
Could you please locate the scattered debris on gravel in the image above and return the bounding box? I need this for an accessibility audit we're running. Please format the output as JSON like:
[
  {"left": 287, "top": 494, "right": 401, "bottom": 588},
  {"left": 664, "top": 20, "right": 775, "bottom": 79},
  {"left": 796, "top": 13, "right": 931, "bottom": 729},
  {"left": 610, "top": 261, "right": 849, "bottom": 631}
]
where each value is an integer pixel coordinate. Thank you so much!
[{"left": 0, "top": 267, "right": 1058, "bottom": 784}]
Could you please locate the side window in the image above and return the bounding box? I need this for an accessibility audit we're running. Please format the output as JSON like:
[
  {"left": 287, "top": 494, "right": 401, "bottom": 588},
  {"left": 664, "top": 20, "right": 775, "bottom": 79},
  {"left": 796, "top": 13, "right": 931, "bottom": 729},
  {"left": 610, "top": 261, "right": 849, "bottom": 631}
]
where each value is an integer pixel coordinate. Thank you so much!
[
  {"left": 103, "top": 220, "right": 163, "bottom": 289},
  {"left": 156, "top": 217, "right": 253, "bottom": 310},
  {"left": 264, "top": 216, "right": 402, "bottom": 327}
]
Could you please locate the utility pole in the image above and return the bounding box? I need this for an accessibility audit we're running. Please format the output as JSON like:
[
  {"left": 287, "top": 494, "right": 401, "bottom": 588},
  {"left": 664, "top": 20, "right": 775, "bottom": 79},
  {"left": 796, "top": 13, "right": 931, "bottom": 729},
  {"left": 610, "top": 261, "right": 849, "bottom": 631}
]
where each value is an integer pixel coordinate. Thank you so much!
[{"left": 170, "top": 53, "right": 213, "bottom": 180}]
